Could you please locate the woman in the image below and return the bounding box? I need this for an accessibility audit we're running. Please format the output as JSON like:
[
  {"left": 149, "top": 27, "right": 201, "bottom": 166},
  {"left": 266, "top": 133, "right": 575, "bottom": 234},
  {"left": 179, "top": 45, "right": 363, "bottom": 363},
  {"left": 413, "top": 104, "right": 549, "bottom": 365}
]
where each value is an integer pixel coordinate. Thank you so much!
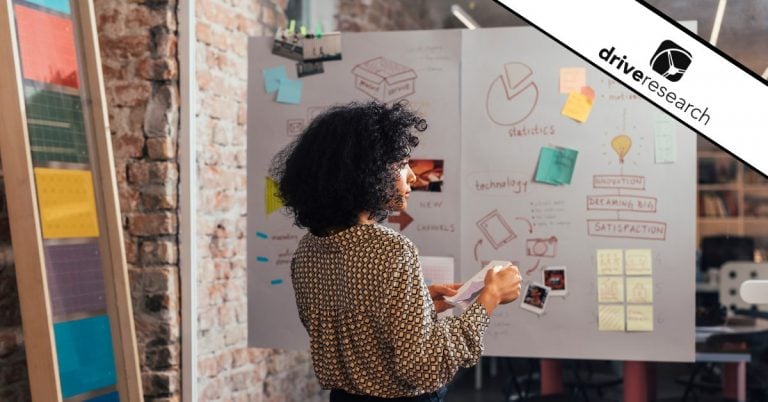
[{"left": 270, "top": 100, "right": 522, "bottom": 401}]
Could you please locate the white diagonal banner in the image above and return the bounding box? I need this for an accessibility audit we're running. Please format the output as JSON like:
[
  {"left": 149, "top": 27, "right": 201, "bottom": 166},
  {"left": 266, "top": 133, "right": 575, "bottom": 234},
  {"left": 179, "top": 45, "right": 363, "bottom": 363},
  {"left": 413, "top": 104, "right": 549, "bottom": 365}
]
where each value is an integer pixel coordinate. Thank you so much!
[{"left": 495, "top": 0, "right": 768, "bottom": 176}]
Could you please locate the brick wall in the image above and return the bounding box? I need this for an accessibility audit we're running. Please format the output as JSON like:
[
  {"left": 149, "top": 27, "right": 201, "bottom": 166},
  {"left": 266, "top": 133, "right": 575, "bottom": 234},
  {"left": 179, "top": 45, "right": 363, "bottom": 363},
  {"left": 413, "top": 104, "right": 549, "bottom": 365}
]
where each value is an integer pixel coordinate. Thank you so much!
[{"left": 337, "top": 0, "right": 435, "bottom": 32}]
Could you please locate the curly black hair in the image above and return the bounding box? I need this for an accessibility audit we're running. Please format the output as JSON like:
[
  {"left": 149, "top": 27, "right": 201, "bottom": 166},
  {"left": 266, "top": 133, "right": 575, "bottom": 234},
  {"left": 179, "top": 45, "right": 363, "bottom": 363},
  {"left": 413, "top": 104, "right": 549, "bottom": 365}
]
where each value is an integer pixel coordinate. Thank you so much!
[{"left": 269, "top": 100, "right": 426, "bottom": 235}]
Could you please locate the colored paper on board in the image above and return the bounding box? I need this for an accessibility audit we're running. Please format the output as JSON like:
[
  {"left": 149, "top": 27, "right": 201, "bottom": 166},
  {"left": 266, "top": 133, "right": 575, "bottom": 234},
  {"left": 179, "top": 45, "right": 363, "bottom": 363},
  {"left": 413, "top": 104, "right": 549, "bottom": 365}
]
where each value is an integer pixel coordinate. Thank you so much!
[
  {"left": 14, "top": 4, "right": 80, "bottom": 88},
  {"left": 559, "top": 67, "right": 586, "bottom": 94},
  {"left": 85, "top": 391, "right": 119, "bottom": 402},
  {"left": 627, "top": 305, "right": 654, "bottom": 331},
  {"left": 598, "top": 276, "right": 625, "bottom": 303},
  {"left": 561, "top": 91, "right": 592, "bottom": 123},
  {"left": 265, "top": 177, "right": 283, "bottom": 215},
  {"left": 625, "top": 249, "right": 653, "bottom": 275},
  {"left": 34, "top": 168, "right": 100, "bottom": 239},
  {"left": 276, "top": 78, "right": 303, "bottom": 104},
  {"left": 44, "top": 242, "right": 107, "bottom": 318},
  {"left": 626, "top": 277, "right": 654, "bottom": 304},
  {"left": 596, "top": 249, "right": 623, "bottom": 275},
  {"left": 534, "top": 146, "right": 578, "bottom": 185},
  {"left": 263, "top": 66, "right": 287, "bottom": 93},
  {"left": 654, "top": 116, "right": 677, "bottom": 163},
  {"left": 598, "top": 304, "right": 625, "bottom": 331},
  {"left": 580, "top": 85, "right": 595, "bottom": 102},
  {"left": 25, "top": 84, "right": 90, "bottom": 164},
  {"left": 54, "top": 315, "right": 117, "bottom": 398},
  {"left": 26, "top": 0, "right": 71, "bottom": 14}
]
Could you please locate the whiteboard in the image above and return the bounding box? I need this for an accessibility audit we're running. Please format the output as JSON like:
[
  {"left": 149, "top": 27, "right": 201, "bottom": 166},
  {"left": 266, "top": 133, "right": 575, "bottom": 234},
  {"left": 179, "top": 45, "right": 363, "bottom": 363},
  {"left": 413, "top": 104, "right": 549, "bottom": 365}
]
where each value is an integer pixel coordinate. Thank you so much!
[{"left": 247, "top": 27, "right": 696, "bottom": 361}]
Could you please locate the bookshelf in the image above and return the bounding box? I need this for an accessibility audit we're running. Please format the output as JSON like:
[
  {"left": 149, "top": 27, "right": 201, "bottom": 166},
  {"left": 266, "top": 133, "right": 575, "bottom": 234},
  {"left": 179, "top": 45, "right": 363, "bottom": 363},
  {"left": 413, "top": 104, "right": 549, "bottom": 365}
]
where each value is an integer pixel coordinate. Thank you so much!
[{"left": 697, "top": 136, "right": 768, "bottom": 260}]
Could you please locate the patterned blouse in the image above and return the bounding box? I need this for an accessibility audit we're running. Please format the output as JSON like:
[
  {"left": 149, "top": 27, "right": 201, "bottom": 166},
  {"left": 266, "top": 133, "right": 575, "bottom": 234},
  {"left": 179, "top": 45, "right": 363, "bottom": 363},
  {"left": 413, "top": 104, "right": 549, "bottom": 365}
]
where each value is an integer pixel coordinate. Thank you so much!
[{"left": 291, "top": 223, "right": 491, "bottom": 398}]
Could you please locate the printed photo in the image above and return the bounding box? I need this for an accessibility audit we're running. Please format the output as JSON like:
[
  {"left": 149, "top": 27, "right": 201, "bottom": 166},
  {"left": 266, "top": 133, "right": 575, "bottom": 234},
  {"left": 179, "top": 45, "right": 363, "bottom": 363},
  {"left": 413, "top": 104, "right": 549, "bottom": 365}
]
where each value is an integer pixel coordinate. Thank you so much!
[
  {"left": 409, "top": 159, "right": 445, "bottom": 192},
  {"left": 520, "top": 282, "right": 551, "bottom": 315},
  {"left": 543, "top": 266, "right": 567, "bottom": 296}
]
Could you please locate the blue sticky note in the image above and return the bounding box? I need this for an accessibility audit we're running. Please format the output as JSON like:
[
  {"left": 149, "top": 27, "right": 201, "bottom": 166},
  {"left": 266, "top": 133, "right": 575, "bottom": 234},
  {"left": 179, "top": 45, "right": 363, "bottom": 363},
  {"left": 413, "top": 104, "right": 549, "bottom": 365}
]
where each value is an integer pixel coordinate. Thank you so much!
[
  {"left": 535, "top": 146, "right": 578, "bottom": 185},
  {"left": 27, "top": 0, "right": 71, "bottom": 14},
  {"left": 85, "top": 391, "right": 120, "bottom": 402},
  {"left": 54, "top": 315, "right": 117, "bottom": 398},
  {"left": 263, "top": 66, "right": 287, "bottom": 93},
  {"left": 276, "top": 78, "right": 303, "bottom": 105},
  {"left": 257, "top": 256, "right": 269, "bottom": 262},
  {"left": 271, "top": 279, "right": 284, "bottom": 285}
]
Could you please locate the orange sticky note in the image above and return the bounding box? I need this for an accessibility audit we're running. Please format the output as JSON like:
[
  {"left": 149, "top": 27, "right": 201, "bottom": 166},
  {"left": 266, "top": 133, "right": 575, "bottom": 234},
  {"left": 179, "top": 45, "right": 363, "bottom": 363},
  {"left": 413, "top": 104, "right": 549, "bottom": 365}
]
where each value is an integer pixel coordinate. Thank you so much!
[{"left": 580, "top": 85, "right": 595, "bottom": 102}]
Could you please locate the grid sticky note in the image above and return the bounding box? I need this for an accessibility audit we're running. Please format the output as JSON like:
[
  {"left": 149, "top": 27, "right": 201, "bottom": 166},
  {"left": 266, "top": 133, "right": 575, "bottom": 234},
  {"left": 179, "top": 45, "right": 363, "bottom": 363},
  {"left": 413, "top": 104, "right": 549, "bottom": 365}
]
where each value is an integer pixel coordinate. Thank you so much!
[
  {"left": 34, "top": 168, "right": 100, "bottom": 239},
  {"left": 54, "top": 315, "right": 116, "bottom": 398}
]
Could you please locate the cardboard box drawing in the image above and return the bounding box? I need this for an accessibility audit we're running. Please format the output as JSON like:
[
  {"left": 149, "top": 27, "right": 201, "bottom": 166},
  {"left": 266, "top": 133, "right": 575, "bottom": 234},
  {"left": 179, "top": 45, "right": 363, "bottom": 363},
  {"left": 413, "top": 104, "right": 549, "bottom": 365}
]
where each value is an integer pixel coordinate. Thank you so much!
[{"left": 352, "top": 57, "right": 417, "bottom": 102}]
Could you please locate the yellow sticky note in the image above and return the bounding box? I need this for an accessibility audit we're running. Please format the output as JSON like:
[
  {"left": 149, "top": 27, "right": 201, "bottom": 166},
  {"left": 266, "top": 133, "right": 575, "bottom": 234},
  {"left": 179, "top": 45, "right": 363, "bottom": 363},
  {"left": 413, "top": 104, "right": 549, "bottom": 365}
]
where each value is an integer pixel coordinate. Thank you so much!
[
  {"left": 598, "top": 304, "right": 625, "bottom": 331},
  {"left": 265, "top": 177, "right": 284, "bottom": 215},
  {"left": 627, "top": 305, "right": 654, "bottom": 331},
  {"left": 560, "top": 67, "right": 586, "bottom": 94},
  {"left": 561, "top": 92, "right": 593, "bottom": 123},
  {"left": 626, "top": 277, "right": 654, "bottom": 303},
  {"left": 598, "top": 276, "right": 624, "bottom": 303},
  {"left": 625, "top": 249, "right": 653, "bottom": 275},
  {"left": 597, "top": 249, "right": 623, "bottom": 275},
  {"left": 34, "top": 168, "right": 99, "bottom": 239}
]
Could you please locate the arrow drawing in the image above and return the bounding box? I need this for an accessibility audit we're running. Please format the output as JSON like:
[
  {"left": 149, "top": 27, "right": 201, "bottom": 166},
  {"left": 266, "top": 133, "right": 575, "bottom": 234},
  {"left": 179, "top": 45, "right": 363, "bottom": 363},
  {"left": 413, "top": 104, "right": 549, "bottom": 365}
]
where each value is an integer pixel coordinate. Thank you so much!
[
  {"left": 473, "top": 239, "right": 483, "bottom": 261},
  {"left": 515, "top": 217, "right": 533, "bottom": 233},
  {"left": 525, "top": 259, "right": 541, "bottom": 275},
  {"left": 388, "top": 210, "right": 413, "bottom": 231}
]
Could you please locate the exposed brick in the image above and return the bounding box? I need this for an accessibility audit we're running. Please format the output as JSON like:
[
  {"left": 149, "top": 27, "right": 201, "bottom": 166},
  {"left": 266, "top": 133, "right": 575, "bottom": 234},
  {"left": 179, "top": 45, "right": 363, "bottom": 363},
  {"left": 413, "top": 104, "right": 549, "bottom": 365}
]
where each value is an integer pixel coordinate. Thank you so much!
[
  {"left": 147, "top": 137, "right": 177, "bottom": 160},
  {"left": 127, "top": 212, "right": 177, "bottom": 236}
]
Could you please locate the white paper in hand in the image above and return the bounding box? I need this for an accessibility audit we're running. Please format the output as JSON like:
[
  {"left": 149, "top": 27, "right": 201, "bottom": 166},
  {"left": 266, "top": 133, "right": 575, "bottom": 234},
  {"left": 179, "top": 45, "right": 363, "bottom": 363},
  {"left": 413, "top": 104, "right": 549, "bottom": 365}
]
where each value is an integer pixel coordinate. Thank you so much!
[{"left": 445, "top": 260, "right": 511, "bottom": 309}]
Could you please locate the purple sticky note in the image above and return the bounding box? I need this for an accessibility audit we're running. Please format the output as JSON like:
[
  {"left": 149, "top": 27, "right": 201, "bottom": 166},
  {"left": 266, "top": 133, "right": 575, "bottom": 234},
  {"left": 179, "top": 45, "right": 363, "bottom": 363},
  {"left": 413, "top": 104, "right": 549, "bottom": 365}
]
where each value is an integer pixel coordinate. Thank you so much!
[{"left": 44, "top": 242, "right": 107, "bottom": 318}]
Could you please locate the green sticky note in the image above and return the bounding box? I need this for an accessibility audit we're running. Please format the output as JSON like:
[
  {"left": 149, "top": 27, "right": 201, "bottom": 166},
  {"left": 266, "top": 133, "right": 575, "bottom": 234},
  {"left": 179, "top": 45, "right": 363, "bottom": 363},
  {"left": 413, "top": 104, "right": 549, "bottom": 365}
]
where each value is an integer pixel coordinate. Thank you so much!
[
  {"left": 288, "top": 19, "right": 295, "bottom": 32},
  {"left": 535, "top": 146, "right": 578, "bottom": 185},
  {"left": 276, "top": 78, "right": 303, "bottom": 105},
  {"left": 263, "top": 65, "right": 287, "bottom": 93}
]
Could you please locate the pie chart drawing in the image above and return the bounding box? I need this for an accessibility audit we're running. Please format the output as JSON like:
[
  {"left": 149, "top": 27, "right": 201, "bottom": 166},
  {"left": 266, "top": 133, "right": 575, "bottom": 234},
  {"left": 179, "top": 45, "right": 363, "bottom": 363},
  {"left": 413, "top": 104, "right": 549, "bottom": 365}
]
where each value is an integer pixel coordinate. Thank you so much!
[{"left": 485, "top": 62, "right": 539, "bottom": 126}]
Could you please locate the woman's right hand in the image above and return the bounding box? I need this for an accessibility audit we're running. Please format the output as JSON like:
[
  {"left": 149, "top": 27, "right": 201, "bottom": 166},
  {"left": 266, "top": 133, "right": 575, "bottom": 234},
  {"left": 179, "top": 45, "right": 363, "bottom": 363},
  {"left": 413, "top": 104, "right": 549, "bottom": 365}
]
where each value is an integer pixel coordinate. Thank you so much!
[{"left": 477, "top": 264, "right": 522, "bottom": 314}]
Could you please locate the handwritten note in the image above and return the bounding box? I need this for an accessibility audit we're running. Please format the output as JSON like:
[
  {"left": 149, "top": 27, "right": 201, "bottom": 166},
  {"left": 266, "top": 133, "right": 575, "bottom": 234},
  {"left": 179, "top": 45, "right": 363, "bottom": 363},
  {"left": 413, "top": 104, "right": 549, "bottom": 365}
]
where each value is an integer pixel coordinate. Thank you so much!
[
  {"left": 561, "top": 92, "right": 592, "bottom": 123},
  {"left": 263, "top": 66, "right": 287, "bottom": 93},
  {"left": 598, "top": 305, "right": 625, "bottom": 331},
  {"left": 534, "top": 146, "right": 578, "bottom": 185},
  {"left": 625, "top": 249, "right": 652, "bottom": 275},
  {"left": 596, "top": 249, "right": 623, "bottom": 275},
  {"left": 626, "top": 277, "right": 654, "bottom": 303},
  {"left": 627, "top": 305, "right": 654, "bottom": 331},
  {"left": 560, "top": 67, "right": 586, "bottom": 94},
  {"left": 276, "top": 78, "right": 303, "bottom": 104},
  {"left": 598, "top": 276, "right": 625, "bottom": 303},
  {"left": 654, "top": 116, "right": 677, "bottom": 163},
  {"left": 265, "top": 177, "right": 283, "bottom": 215},
  {"left": 34, "top": 168, "right": 99, "bottom": 239},
  {"left": 420, "top": 256, "right": 454, "bottom": 287}
]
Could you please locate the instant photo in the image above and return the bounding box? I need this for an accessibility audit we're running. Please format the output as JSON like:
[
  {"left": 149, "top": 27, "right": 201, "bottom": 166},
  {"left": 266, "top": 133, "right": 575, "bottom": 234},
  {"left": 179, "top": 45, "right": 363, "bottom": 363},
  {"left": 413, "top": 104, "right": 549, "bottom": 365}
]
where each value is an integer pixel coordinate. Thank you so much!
[
  {"left": 520, "top": 282, "right": 551, "bottom": 315},
  {"left": 409, "top": 159, "right": 444, "bottom": 192},
  {"left": 543, "top": 266, "right": 567, "bottom": 296}
]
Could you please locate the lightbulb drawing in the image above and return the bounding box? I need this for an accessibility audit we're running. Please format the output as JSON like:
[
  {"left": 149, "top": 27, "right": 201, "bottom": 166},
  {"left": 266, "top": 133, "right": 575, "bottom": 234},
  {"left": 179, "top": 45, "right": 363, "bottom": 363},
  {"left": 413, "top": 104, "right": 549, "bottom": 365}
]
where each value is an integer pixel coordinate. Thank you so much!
[{"left": 611, "top": 134, "right": 632, "bottom": 164}]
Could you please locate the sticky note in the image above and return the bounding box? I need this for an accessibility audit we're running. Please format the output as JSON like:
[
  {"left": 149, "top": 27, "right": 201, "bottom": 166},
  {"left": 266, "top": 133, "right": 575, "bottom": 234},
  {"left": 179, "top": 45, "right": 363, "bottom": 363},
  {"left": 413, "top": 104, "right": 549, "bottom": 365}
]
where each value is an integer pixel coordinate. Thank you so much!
[
  {"left": 580, "top": 85, "right": 595, "bottom": 102},
  {"left": 265, "top": 177, "right": 283, "bottom": 215},
  {"left": 654, "top": 117, "right": 677, "bottom": 163},
  {"left": 54, "top": 315, "right": 117, "bottom": 397},
  {"left": 263, "top": 66, "right": 287, "bottom": 93},
  {"left": 534, "top": 146, "right": 578, "bottom": 185},
  {"left": 35, "top": 168, "right": 100, "bottom": 239},
  {"left": 598, "top": 276, "right": 624, "bottom": 303},
  {"left": 276, "top": 78, "right": 303, "bottom": 104},
  {"left": 561, "top": 92, "right": 593, "bottom": 123},
  {"left": 596, "top": 249, "right": 623, "bottom": 275},
  {"left": 627, "top": 305, "right": 654, "bottom": 331},
  {"left": 627, "top": 277, "right": 654, "bottom": 303},
  {"left": 625, "top": 249, "right": 652, "bottom": 275},
  {"left": 598, "top": 304, "right": 625, "bottom": 331},
  {"left": 560, "top": 67, "right": 586, "bottom": 94}
]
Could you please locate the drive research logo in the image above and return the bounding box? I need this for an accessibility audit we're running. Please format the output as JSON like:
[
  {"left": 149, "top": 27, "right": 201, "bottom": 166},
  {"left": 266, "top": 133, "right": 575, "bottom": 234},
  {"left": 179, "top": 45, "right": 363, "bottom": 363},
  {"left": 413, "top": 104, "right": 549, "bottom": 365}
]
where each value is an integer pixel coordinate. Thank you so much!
[{"left": 649, "top": 40, "right": 692, "bottom": 82}]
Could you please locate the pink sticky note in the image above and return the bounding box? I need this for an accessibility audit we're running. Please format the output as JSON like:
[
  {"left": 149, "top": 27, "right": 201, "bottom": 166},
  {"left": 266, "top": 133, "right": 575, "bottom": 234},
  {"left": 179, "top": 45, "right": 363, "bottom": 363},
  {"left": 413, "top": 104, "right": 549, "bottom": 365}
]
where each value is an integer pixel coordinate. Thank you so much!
[{"left": 581, "top": 85, "right": 596, "bottom": 102}]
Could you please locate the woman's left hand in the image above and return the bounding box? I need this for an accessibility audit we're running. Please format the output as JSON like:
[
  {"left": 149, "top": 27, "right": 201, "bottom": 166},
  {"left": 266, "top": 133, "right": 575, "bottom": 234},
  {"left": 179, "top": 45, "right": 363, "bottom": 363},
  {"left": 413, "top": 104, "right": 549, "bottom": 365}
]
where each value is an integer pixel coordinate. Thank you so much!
[{"left": 428, "top": 283, "right": 462, "bottom": 313}]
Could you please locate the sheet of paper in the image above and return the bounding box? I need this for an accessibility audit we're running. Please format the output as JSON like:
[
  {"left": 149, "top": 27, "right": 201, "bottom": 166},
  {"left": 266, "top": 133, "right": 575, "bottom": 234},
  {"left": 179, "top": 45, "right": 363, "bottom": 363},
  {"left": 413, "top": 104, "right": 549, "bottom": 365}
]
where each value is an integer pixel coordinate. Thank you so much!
[
  {"left": 598, "top": 304, "right": 625, "bottom": 331},
  {"left": 263, "top": 65, "right": 287, "bottom": 93},
  {"left": 654, "top": 116, "right": 677, "bottom": 163},
  {"left": 534, "top": 146, "right": 578, "bottom": 185},
  {"left": 560, "top": 67, "right": 586, "bottom": 93},
  {"left": 626, "top": 277, "right": 654, "bottom": 303},
  {"left": 598, "top": 276, "right": 625, "bottom": 303},
  {"left": 561, "top": 92, "right": 592, "bottom": 123},
  {"left": 627, "top": 305, "right": 654, "bottom": 331},
  {"left": 625, "top": 249, "right": 652, "bottom": 275},
  {"left": 596, "top": 249, "right": 623, "bottom": 275},
  {"left": 265, "top": 177, "right": 283, "bottom": 215},
  {"left": 276, "top": 78, "right": 303, "bottom": 104},
  {"left": 34, "top": 168, "right": 99, "bottom": 239},
  {"left": 420, "top": 256, "right": 454, "bottom": 286},
  {"left": 445, "top": 260, "right": 508, "bottom": 308}
]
